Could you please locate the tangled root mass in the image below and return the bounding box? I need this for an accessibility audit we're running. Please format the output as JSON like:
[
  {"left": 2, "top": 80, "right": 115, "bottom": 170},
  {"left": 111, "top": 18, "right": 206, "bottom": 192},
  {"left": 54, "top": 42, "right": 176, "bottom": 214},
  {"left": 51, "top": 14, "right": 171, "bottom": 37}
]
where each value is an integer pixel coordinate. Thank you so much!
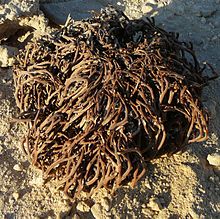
[{"left": 13, "top": 7, "right": 215, "bottom": 199}]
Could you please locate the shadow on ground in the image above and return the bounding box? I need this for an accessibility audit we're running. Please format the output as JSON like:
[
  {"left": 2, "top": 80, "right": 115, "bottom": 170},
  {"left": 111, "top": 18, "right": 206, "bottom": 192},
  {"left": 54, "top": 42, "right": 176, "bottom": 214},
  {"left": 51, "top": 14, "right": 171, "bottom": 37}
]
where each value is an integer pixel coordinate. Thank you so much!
[{"left": 135, "top": 1, "right": 220, "bottom": 217}]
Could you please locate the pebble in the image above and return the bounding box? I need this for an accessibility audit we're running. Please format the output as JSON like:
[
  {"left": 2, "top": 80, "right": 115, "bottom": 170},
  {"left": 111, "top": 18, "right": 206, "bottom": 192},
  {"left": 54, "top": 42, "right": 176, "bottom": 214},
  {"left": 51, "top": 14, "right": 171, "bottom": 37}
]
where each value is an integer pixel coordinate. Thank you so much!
[
  {"left": 209, "top": 176, "right": 215, "bottom": 183},
  {"left": 198, "top": 187, "right": 205, "bottom": 194},
  {"left": 101, "top": 197, "right": 111, "bottom": 212},
  {"left": 142, "top": 207, "right": 151, "bottom": 215},
  {"left": 207, "top": 153, "right": 220, "bottom": 167},
  {"left": 211, "top": 36, "right": 219, "bottom": 41},
  {"left": 91, "top": 203, "right": 103, "bottom": 219},
  {"left": 12, "top": 192, "right": 19, "bottom": 201},
  {"left": 141, "top": 203, "right": 146, "bottom": 208},
  {"left": 76, "top": 201, "right": 90, "bottom": 212},
  {"left": 17, "top": 31, "right": 32, "bottom": 43},
  {"left": 144, "top": 178, "right": 152, "bottom": 189},
  {"left": 147, "top": 198, "right": 162, "bottom": 212},
  {"left": 142, "top": 5, "right": 153, "bottom": 14},
  {"left": 8, "top": 197, "right": 15, "bottom": 205},
  {"left": 13, "top": 164, "right": 23, "bottom": 171},
  {"left": 189, "top": 209, "right": 200, "bottom": 219},
  {"left": 72, "top": 214, "right": 80, "bottom": 219}
]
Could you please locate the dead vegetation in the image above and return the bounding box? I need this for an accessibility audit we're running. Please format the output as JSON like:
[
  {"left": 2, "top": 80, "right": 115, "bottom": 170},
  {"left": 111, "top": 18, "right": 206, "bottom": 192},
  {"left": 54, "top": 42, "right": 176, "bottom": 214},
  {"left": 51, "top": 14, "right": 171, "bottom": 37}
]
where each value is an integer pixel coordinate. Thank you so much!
[{"left": 13, "top": 7, "right": 216, "bottom": 200}]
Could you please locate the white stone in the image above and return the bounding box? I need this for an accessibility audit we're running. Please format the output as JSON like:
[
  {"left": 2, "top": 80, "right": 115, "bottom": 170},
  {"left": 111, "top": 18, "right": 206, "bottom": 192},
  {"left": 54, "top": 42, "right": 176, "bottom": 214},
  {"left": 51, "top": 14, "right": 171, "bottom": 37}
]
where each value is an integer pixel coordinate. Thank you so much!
[
  {"left": 12, "top": 192, "right": 19, "bottom": 200},
  {"left": 142, "top": 5, "right": 153, "bottom": 14},
  {"left": 147, "top": 198, "right": 162, "bottom": 211},
  {"left": 101, "top": 197, "right": 111, "bottom": 211},
  {"left": 13, "top": 164, "right": 23, "bottom": 171},
  {"left": 72, "top": 214, "right": 80, "bottom": 219},
  {"left": 207, "top": 154, "right": 220, "bottom": 167},
  {"left": 91, "top": 203, "right": 103, "bottom": 219},
  {"left": 209, "top": 176, "right": 215, "bottom": 182},
  {"left": 76, "top": 202, "right": 90, "bottom": 212}
]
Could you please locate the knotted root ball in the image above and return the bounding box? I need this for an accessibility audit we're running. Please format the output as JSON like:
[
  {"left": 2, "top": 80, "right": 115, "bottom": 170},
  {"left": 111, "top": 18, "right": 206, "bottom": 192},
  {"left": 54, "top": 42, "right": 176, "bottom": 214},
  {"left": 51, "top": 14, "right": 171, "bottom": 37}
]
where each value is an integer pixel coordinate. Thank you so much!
[{"left": 13, "top": 7, "right": 215, "bottom": 199}]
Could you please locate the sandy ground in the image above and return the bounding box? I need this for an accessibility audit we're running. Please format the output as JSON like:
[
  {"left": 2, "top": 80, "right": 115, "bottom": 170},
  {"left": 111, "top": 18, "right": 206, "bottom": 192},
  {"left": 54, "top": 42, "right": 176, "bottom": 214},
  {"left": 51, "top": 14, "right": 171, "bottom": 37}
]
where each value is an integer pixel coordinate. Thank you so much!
[{"left": 0, "top": 0, "right": 219, "bottom": 218}]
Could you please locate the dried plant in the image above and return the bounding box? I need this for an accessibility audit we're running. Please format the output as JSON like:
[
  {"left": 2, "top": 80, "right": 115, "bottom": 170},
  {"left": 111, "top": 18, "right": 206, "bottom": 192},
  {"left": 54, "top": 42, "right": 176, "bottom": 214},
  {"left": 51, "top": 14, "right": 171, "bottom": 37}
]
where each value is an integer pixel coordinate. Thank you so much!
[{"left": 13, "top": 7, "right": 216, "bottom": 199}]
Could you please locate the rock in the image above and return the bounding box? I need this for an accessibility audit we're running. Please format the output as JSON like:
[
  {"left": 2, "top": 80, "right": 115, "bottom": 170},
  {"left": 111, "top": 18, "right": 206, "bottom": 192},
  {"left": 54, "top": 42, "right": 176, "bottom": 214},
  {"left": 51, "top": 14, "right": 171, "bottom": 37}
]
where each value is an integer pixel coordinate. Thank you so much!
[
  {"left": 198, "top": 187, "right": 205, "bottom": 194},
  {"left": 145, "top": 0, "right": 157, "bottom": 4},
  {"left": 72, "top": 214, "right": 80, "bottom": 219},
  {"left": 211, "top": 36, "right": 218, "bottom": 42},
  {"left": 188, "top": 209, "right": 200, "bottom": 219},
  {"left": 157, "top": 210, "right": 170, "bottom": 218},
  {"left": 91, "top": 203, "right": 103, "bottom": 219},
  {"left": 142, "top": 207, "right": 152, "bottom": 216},
  {"left": 117, "top": 2, "right": 123, "bottom": 6},
  {"left": 0, "top": 45, "right": 18, "bottom": 67},
  {"left": 147, "top": 198, "right": 162, "bottom": 212},
  {"left": 207, "top": 153, "right": 220, "bottom": 167},
  {"left": 142, "top": 5, "right": 153, "bottom": 14},
  {"left": 76, "top": 201, "right": 90, "bottom": 212},
  {"left": 141, "top": 203, "right": 146, "bottom": 208},
  {"left": 209, "top": 176, "right": 215, "bottom": 183},
  {"left": 12, "top": 191, "right": 20, "bottom": 201},
  {"left": 144, "top": 178, "right": 152, "bottom": 189},
  {"left": 101, "top": 197, "right": 111, "bottom": 211},
  {"left": 13, "top": 164, "right": 23, "bottom": 171}
]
